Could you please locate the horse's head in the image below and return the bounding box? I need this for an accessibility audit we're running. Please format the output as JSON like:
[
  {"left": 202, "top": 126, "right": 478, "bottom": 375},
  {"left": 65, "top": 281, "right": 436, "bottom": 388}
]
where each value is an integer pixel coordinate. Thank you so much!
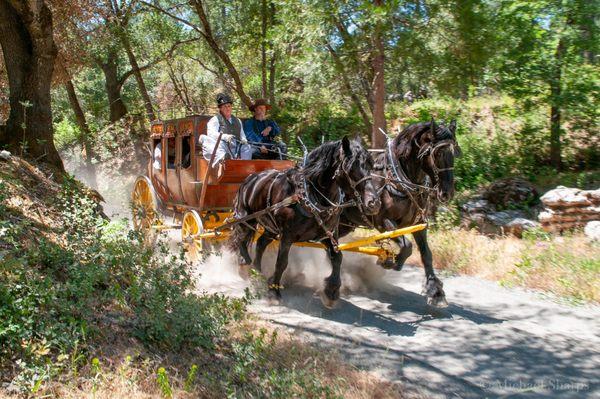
[
  {"left": 418, "top": 119, "right": 461, "bottom": 202},
  {"left": 336, "top": 136, "right": 381, "bottom": 215},
  {"left": 394, "top": 119, "right": 461, "bottom": 203}
]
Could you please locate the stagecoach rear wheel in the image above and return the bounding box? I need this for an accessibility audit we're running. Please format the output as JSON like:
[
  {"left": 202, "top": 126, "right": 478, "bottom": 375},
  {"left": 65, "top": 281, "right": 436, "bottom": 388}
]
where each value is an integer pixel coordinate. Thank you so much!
[
  {"left": 182, "top": 210, "right": 207, "bottom": 262},
  {"left": 131, "top": 176, "right": 161, "bottom": 245}
]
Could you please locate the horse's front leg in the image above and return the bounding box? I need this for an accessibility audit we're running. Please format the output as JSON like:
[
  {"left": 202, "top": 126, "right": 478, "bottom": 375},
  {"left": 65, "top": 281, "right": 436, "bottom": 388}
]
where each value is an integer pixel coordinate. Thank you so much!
[
  {"left": 267, "top": 238, "right": 292, "bottom": 302},
  {"left": 381, "top": 219, "right": 413, "bottom": 271},
  {"left": 253, "top": 231, "right": 276, "bottom": 272},
  {"left": 413, "top": 229, "right": 448, "bottom": 307},
  {"left": 321, "top": 239, "right": 343, "bottom": 308}
]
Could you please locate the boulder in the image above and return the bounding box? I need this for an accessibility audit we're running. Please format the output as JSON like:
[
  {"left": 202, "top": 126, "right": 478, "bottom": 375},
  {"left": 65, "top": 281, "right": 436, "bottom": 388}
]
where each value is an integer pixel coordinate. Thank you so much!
[
  {"left": 540, "top": 186, "right": 595, "bottom": 207},
  {"left": 504, "top": 218, "right": 541, "bottom": 238},
  {"left": 584, "top": 221, "right": 600, "bottom": 241},
  {"left": 460, "top": 177, "right": 540, "bottom": 237},
  {"left": 0, "top": 150, "right": 11, "bottom": 161},
  {"left": 482, "top": 177, "right": 540, "bottom": 209},
  {"left": 539, "top": 186, "right": 600, "bottom": 233}
]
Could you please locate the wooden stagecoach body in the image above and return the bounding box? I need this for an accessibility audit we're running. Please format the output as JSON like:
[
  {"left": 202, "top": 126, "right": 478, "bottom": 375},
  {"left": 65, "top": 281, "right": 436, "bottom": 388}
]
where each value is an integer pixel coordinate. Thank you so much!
[{"left": 147, "top": 115, "right": 293, "bottom": 214}]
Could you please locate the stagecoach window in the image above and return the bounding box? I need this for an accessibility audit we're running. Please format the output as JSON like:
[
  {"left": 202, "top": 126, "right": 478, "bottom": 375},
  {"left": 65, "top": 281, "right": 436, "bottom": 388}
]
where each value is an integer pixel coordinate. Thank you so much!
[
  {"left": 181, "top": 136, "right": 191, "bottom": 169},
  {"left": 152, "top": 139, "right": 162, "bottom": 170},
  {"left": 166, "top": 137, "right": 176, "bottom": 169}
]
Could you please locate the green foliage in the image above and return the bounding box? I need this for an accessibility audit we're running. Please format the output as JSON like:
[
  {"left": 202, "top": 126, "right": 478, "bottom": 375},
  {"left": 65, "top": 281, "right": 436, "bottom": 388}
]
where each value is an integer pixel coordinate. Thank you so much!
[
  {"left": 53, "top": 118, "right": 81, "bottom": 151},
  {"left": 0, "top": 180, "right": 246, "bottom": 393},
  {"left": 390, "top": 95, "right": 598, "bottom": 191},
  {"left": 156, "top": 367, "right": 173, "bottom": 399},
  {"left": 184, "top": 364, "right": 198, "bottom": 392}
]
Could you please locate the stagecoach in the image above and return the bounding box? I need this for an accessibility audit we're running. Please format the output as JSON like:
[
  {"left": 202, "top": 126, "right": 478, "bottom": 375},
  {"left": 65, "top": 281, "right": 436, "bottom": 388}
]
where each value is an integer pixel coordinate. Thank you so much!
[{"left": 131, "top": 114, "right": 426, "bottom": 263}]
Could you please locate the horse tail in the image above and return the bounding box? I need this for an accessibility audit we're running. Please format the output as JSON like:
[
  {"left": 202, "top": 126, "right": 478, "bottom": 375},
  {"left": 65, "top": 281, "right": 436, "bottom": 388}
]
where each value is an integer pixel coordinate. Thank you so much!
[{"left": 227, "top": 174, "right": 260, "bottom": 253}]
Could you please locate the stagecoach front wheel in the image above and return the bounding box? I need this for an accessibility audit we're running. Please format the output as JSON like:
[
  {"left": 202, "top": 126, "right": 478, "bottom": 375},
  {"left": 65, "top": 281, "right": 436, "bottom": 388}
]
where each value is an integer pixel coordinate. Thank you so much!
[
  {"left": 131, "top": 176, "right": 161, "bottom": 245},
  {"left": 182, "top": 210, "right": 207, "bottom": 262}
]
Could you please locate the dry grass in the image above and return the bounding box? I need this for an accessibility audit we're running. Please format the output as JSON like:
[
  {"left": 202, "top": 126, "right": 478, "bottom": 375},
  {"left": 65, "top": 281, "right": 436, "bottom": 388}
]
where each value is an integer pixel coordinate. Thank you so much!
[
  {"left": 410, "top": 228, "right": 600, "bottom": 302},
  {"left": 230, "top": 319, "right": 408, "bottom": 399},
  {"left": 0, "top": 317, "right": 407, "bottom": 399}
]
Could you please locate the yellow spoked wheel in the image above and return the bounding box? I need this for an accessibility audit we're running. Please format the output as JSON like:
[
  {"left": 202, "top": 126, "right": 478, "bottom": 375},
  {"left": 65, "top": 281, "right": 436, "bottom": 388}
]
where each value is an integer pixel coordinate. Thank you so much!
[
  {"left": 182, "top": 210, "right": 207, "bottom": 262},
  {"left": 131, "top": 176, "right": 161, "bottom": 244}
]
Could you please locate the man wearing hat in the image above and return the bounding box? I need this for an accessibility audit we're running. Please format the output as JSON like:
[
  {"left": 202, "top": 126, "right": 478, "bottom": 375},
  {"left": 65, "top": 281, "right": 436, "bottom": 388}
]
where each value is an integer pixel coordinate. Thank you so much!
[
  {"left": 201, "top": 93, "right": 252, "bottom": 164},
  {"left": 243, "top": 99, "right": 287, "bottom": 160}
]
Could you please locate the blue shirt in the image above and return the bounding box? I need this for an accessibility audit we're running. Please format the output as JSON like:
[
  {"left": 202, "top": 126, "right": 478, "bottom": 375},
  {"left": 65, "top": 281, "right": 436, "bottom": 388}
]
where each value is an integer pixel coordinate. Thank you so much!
[{"left": 243, "top": 118, "right": 280, "bottom": 144}]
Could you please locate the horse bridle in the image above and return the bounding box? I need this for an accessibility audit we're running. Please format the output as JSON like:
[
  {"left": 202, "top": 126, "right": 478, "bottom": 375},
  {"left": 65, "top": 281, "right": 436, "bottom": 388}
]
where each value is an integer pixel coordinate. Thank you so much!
[
  {"left": 333, "top": 148, "right": 375, "bottom": 209},
  {"left": 418, "top": 139, "right": 458, "bottom": 184},
  {"left": 380, "top": 130, "right": 458, "bottom": 222}
]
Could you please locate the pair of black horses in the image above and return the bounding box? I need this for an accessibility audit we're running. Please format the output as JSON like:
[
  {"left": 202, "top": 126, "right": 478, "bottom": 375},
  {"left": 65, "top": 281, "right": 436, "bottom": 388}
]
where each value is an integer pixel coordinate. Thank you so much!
[{"left": 228, "top": 119, "right": 460, "bottom": 308}]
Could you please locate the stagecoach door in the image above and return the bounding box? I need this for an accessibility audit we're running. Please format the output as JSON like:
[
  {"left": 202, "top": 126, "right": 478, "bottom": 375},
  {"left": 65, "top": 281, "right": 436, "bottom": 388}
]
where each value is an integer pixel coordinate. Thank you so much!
[{"left": 164, "top": 123, "right": 182, "bottom": 204}]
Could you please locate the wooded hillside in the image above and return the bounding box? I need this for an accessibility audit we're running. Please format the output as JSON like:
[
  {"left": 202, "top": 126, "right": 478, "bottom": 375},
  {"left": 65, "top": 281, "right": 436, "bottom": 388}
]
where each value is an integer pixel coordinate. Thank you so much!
[{"left": 0, "top": 0, "right": 598, "bottom": 176}]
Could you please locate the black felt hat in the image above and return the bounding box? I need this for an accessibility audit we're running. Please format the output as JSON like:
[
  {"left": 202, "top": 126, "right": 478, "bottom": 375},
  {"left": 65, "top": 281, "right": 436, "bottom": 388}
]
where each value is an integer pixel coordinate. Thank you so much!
[{"left": 216, "top": 93, "right": 233, "bottom": 107}]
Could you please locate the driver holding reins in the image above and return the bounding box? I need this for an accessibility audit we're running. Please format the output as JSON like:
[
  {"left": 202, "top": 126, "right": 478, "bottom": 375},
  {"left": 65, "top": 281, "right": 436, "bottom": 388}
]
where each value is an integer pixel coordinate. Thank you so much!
[{"left": 201, "top": 93, "right": 252, "bottom": 164}]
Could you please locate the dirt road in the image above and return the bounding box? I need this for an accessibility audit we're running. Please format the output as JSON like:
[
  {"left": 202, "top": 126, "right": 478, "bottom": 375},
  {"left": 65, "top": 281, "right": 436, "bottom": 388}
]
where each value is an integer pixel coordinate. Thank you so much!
[{"left": 195, "top": 246, "right": 600, "bottom": 398}]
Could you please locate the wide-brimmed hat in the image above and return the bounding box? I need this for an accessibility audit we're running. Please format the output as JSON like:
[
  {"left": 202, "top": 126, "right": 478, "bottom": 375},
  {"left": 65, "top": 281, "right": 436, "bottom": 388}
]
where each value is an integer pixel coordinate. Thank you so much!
[
  {"left": 249, "top": 98, "right": 271, "bottom": 112},
  {"left": 216, "top": 93, "right": 233, "bottom": 107}
]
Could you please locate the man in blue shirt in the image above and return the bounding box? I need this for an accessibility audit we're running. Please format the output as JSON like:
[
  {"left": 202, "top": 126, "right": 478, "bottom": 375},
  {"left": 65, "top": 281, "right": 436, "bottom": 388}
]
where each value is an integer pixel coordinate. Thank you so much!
[{"left": 243, "top": 99, "right": 287, "bottom": 160}]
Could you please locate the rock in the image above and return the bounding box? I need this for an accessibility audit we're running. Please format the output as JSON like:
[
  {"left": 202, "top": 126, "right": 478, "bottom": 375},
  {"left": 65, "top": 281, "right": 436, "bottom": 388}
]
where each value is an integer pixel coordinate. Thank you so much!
[
  {"left": 463, "top": 209, "right": 535, "bottom": 237},
  {"left": 539, "top": 186, "right": 600, "bottom": 233},
  {"left": 540, "top": 186, "right": 594, "bottom": 207},
  {"left": 461, "top": 198, "right": 491, "bottom": 214},
  {"left": 485, "top": 210, "right": 524, "bottom": 226},
  {"left": 504, "top": 218, "right": 541, "bottom": 238},
  {"left": 586, "top": 189, "right": 600, "bottom": 203},
  {"left": 482, "top": 177, "right": 540, "bottom": 209},
  {"left": 584, "top": 221, "right": 600, "bottom": 241},
  {"left": 0, "top": 150, "right": 11, "bottom": 161},
  {"left": 460, "top": 179, "right": 540, "bottom": 237}
]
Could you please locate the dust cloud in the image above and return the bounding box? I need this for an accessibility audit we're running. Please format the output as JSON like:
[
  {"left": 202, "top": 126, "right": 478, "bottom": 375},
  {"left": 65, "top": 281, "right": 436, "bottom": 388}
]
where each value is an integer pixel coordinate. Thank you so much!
[
  {"left": 63, "top": 155, "right": 390, "bottom": 300},
  {"left": 193, "top": 242, "right": 387, "bottom": 299},
  {"left": 63, "top": 154, "right": 137, "bottom": 219}
]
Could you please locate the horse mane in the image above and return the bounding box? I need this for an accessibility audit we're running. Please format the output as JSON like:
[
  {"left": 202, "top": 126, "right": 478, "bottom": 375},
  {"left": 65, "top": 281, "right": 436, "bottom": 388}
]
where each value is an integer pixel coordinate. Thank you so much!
[
  {"left": 391, "top": 122, "right": 429, "bottom": 160},
  {"left": 302, "top": 140, "right": 343, "bottom": 185},
  {"left": 391, "top": 121, "right": 453, "bottom": 160}
]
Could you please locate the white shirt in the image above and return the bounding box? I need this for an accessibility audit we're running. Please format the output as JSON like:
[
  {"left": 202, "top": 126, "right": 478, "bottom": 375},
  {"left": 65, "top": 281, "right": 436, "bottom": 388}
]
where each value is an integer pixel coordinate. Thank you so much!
[
  {"left": 206, "top": 114, "right": 248, "bottom": 141},
  {"left": 202, "top": 115, "right": 252, "bottom": 164}
]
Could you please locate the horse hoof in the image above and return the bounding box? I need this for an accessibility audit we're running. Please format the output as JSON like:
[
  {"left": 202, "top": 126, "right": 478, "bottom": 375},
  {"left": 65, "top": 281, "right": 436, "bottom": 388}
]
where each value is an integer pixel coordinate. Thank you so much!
[
  {"left": 319, "top": 290, "right": 337, "bottom": 309},
  {"left": 267, "top": 290, "right": 282, "bottom": 306},
  {"left": 423, "top": 276, "right": 448, "bottom": 308},
  {"left": 393, "top": 263, "right": 405, "bottom": 272},
  {"left": 427, "top": 295, "right": 449, "bottom": 308},
  {"left": 238, "top": 264, "right": 251, "bottom": 280},
  {"left": 267, "top": 296, "right": 282, "bottom": 306},
  {"left": 377, "top": 257, "right": 396, "bottom": 270}
]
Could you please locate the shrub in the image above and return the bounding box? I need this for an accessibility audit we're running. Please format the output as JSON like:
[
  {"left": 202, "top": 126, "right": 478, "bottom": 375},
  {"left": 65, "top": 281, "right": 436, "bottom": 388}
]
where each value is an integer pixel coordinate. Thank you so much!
[{"left": 0, "top": 179, "right": 247, "bottom": 392}]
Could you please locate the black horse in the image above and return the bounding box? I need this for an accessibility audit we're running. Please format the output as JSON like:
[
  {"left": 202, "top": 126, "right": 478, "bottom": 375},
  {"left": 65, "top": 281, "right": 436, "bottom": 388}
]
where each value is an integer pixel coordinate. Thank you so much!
[
  {"left": 228, "top": 136, "right": 381, "bottom": 305},
  {"left": 339, "top": 119, "right": 461, "bottom": 307}
]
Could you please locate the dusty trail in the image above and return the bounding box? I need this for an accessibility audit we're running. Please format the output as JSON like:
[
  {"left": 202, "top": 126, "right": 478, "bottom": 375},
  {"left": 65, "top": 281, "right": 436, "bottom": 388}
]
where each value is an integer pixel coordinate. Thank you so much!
[{"left": 194, "top": 246, "right": 600, "bottom": 399}]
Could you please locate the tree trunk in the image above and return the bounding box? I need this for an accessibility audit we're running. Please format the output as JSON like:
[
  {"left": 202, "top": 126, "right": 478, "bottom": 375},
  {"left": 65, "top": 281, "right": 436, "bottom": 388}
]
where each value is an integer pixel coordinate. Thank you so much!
[
  {"left": 326, "top": 43, "right": 372, "bottom": 133},
  {"left": 120, "top": 31, "right": 156, "bottom": 121},
  {"left": 167, "top": 62, "right": 192, "bottom": 111},
  {"left": 549, "top": 37, "right": 565, "bottom": 171},
  {"left": 370, "top": 0, "right": 387, "bottom": 148},
  {"left": 192, "top": 0, "right": 253, "bottom": 108},
  {"left": 99, "top": 57, "right": 128, "bottom": 122},
  {"left": 261, "top": 0, "right": 268, "bottom": 98},
  {"left": 0, "top": 0, "right": 64, "bottom": 172},
  {"left": 64, "top": 78, "right": 97, "bottom": 188},
  {"left": 268, "top": 1, "right": 276, "bottom": 106}
]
